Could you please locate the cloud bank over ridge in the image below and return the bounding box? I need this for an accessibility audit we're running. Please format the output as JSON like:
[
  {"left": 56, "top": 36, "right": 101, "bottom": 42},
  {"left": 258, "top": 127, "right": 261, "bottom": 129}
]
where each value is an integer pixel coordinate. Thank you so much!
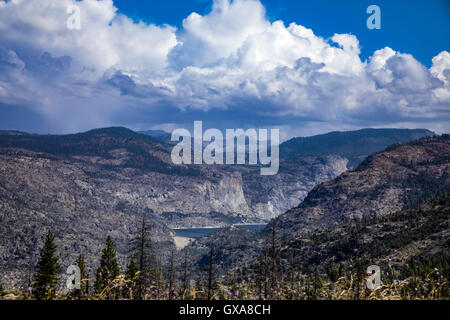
[{"left": 0, "top": 0, "right": 448, "bottom": 138}]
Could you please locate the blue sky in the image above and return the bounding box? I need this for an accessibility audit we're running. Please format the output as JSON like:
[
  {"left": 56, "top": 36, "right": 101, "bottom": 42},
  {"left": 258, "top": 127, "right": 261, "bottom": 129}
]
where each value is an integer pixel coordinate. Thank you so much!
[
  {"left": 0, "top": 0, "right": 448, "bottom": 138},
  {"left": 114, "top": 0, "right": 450, "bottom": 67}
]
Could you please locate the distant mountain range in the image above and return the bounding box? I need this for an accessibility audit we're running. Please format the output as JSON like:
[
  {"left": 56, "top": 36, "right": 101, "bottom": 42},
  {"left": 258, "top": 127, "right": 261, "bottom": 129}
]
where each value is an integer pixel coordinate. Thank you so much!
[
  {"left": 0, "top": 126, "right": 438, "bottom": 286},
  {"left": 0, "top": 127, "right": 433, "bottom": 224},
  {"left": 139, "top": 128, "right": 434, "bottom": 170},
  {"left": 138, "top": 129, "right": 172, "bottom": 142},
  {"left": 281, "top": 128, "right": 434, "bottom": 168}
]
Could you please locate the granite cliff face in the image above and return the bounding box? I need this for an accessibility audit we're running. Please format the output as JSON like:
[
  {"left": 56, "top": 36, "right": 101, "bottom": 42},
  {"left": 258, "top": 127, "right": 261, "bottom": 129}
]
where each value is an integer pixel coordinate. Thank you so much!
[
  {"left": 240, "top": 155, "right": 348, "bottom": 220},
  {"left": 0, "top": 127, "right": 351, "bottom": 228}
]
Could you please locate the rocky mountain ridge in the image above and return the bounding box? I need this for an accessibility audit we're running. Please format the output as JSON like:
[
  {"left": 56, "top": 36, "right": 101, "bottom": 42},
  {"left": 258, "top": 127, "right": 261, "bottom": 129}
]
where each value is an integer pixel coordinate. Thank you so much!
[
  {"left": 274, "top": 134, "right": 450, "bottom": 237},
  {"left": 0, "top": 127, "right": 352, "bottom": 227},
  {"left": 0, "top": 127, "right": 435, "bottom": 287},
  {"left": 182, "top": 135, "right": 450, "bottom": 280}
]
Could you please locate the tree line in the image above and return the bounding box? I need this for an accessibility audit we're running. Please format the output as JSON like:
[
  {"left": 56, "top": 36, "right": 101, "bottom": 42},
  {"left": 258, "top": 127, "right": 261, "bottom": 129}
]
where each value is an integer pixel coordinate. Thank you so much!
[{"left": 31, "top": 212, "right": 181, "bottom": 300}]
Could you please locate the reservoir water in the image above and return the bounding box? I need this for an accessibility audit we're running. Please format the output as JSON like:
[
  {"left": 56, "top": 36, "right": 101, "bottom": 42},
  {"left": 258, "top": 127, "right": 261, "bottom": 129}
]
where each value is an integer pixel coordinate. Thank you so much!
[{"left": 173, "top": 224, "right": 266, "bottom": 239}]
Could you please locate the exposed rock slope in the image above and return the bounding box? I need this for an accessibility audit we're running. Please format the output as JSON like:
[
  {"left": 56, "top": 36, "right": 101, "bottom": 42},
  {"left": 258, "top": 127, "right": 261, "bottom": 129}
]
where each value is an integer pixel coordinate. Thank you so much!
[
  {"left": 274, "top": 134, "right": 450, "bottom": 236},
  {"left": 182, "top": 135, "right": 450, "bottom": 279},
  {"left": 0, "top": 127, "right": 351, "bottom": 227},
  {"left": 0, "top": 127, "right": 435, "bottom": 286}
]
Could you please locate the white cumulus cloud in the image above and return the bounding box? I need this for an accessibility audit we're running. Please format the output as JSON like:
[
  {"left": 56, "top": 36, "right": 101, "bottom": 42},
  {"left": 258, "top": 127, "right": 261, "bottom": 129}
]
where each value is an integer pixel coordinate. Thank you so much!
[{"left": 0, "top": 0, "right": 448, "bottom": 136}]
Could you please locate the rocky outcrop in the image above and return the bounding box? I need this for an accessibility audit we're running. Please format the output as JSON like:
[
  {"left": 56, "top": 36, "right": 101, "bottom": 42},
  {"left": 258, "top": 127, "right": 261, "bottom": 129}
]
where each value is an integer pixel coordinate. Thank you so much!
[
  {"left": 241, "top": 155, "right": 348, "bottom": 220},
  {"left": 274, "top": 135, "right": 450, "bottom": 236}
]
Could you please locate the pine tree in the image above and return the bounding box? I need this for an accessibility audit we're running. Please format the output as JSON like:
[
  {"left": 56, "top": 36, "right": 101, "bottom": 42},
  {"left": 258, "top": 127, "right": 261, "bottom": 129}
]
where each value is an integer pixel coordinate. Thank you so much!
[
  {"left": 125, "top": 255, "right": 138, "bottom": 299},
  {"left": 312, "top": 268, "right": 323, "bottom": 299},
  {"left": 76, "top": 253, "right": 88, "bottom": 299},
  {"left": 195, "top": 275, "right": 206, "bottom": 300},
  {"left": 94, "top": 236, "right": 120, "bottom": 299},
  {"left": 33, "top": 231, "right": 60, "bottom": 300},
  {"left": 338, "top": 263, "right": 345, "bottom": 278}
]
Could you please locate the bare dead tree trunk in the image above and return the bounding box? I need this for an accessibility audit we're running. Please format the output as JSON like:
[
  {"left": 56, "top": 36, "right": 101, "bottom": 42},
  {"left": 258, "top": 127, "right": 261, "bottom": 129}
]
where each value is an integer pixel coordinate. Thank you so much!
[
  {"left": 270, "top": 223, "right": 278, "bottom": 288},
  {"left": 182, "top": 250, "right": 190, "bottom": 299},
  {"left": 129, "top": 210, "right": 155, "bottom": 299},
  {"left": 168, "top": 250, "right": 175, "bottom": 300},
  {"left": 207, "top": 244, "right": 214, "bottom": 300}
]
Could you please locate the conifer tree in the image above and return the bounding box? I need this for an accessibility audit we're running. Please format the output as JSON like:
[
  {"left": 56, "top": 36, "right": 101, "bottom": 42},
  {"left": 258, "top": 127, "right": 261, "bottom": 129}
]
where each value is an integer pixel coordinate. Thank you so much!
[
  {"left": 125, "top": 255, "right": 138, "bottom": 299},
  {"left": 195, "top": 275, "right": 206, "bottom": 300},
  {"left": 33, "top": 231, "right": 60, "bottom": 300},
  {"left": 312, "top": 268, "right": 323, "bottom": 299},
  {"left": 94, "top": 236, "right": 120, "bottom": 299},
  {"left": 76, "top": 253, "right": 88, "bottom": 299}
]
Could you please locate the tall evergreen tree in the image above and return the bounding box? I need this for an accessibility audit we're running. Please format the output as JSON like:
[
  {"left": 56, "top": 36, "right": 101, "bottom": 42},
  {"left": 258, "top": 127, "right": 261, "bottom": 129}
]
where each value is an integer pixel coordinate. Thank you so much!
[
  {"left": 76, "top": 253, "right": 88, "bottom": 299},
  {"left": 125, "top": 255, "right": 138, "bottom": 299},
  {"left": 311, "top": 268, "right": 323, "bottom": 299},
  {"left": 94, "top": 236, "right": 120, "bottom": 299},
  {"left": 33, "top": 231, "right": 60, "bottom": 300}
]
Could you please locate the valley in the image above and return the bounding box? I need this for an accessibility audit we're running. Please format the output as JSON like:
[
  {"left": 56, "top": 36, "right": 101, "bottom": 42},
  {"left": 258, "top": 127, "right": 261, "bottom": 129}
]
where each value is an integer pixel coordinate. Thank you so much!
[{"left": 0, "top": 127, "right": 438, "bottom": 288}]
